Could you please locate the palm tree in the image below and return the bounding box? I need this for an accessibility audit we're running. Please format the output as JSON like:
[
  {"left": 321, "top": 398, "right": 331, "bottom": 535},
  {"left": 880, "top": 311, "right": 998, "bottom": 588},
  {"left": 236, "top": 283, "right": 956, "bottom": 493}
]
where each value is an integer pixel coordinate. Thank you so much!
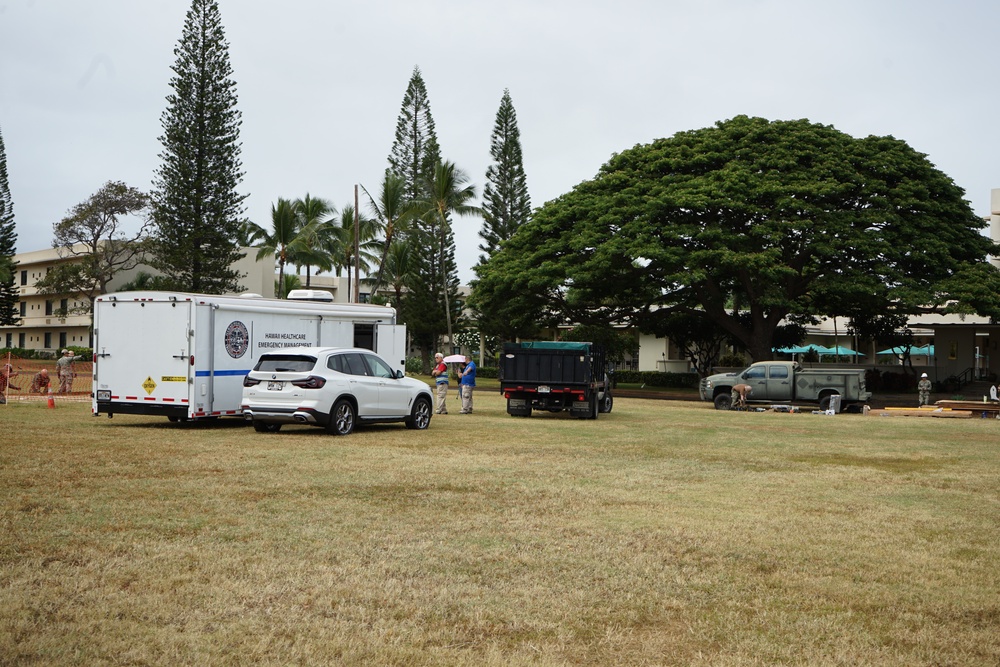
[
  {"left": 291, "top": 194, "right": 335, "bottom": 287},
  {"left": 245, "top": 198, "right": 299, "bottom": 298},
  {"left": 362, "top": 172, "right": 419, "bottom": 297},
  {"left": 318, "top": 205, "right": 381, "bottom": 302},
  {"left": 379, "top": 238, "right": 415, "bottom": 309},
  {"left": 419, "top": 160, "right": 481, "bottom": 346}
]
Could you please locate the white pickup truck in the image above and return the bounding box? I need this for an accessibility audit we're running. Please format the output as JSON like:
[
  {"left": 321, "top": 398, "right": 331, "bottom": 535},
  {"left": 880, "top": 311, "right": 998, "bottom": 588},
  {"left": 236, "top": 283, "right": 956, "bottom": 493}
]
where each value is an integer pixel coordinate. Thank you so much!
[{"left": 699, "top": 361, "right": 872, "bottom": 411}]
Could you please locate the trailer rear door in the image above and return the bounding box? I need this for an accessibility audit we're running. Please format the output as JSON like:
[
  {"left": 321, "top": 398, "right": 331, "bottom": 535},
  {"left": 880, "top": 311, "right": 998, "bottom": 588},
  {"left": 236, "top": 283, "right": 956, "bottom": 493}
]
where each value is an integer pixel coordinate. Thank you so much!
[{"left": 93, "top": 299, "right": 193, "bottom": 416}]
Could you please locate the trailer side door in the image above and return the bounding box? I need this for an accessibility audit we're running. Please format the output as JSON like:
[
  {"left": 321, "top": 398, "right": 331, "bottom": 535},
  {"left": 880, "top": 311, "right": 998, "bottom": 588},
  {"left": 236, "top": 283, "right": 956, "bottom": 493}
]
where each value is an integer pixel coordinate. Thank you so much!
[{"left": 376, "top": 324, "right": 407, "bottom": 375}]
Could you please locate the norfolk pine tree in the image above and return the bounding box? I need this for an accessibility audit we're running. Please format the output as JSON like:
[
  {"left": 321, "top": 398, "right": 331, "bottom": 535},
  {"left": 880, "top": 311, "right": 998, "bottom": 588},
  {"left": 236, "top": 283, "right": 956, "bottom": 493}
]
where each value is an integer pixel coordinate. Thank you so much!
[
  {"left": 0, "top": 126, "right": 18, "bottom": 325},
  {"left": 388, "top": 67, "right": 442, "bottom": 203},
  {"left": 149, "top": 0, "right": 247, "bottom": 294},
  {"left": 480, "top": 89, "right": 531, "bottom": 258},
  {"left": 386, "top": 67, "right": 460, "bottom": 365},
  {"left": 469, "top": 89, "right": 534, "bottom": 341}
]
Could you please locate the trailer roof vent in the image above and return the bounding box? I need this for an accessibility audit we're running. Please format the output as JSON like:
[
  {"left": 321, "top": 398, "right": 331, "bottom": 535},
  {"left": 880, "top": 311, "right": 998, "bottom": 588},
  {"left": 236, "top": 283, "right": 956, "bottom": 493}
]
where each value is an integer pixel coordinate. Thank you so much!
[
  {"left": 239, "top": 292, "right": 264, "bottom": 299},
  {"left": 287, "top": 289, "right": 335, "bottom": 303}
]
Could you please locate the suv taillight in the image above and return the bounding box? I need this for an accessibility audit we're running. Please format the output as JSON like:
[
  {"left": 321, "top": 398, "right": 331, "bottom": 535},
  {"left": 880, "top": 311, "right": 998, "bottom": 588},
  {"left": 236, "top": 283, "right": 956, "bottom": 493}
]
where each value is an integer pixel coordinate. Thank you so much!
[
  {"left": 243, "top": 376, "right": 261, "bottom": 387},
  {"left": 291, "top": 375, "right": 326, "bottom": 389}
]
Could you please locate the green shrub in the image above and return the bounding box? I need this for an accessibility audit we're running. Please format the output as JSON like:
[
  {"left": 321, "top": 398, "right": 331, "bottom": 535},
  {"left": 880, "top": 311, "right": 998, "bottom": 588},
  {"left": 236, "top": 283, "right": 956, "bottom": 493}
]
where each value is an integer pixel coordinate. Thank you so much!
[
  {"left": 612, "top": 370, "right": 699, "bottom": 389},
  {"left": 717, "top": 353, "right": 747, "bottom": 368}
]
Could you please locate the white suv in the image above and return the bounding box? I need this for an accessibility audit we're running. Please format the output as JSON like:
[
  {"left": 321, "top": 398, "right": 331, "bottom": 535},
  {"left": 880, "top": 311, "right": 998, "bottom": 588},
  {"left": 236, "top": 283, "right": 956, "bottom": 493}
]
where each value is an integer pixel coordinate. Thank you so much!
[{"left": 241, "top": 347, "right": 433, "bottom": 435}]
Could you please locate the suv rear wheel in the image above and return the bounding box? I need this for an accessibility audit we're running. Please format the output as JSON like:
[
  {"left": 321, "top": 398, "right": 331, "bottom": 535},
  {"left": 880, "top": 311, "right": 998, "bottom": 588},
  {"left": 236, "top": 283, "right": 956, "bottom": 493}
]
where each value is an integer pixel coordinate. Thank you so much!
[{"left": 326, "top": 399, "right": 356, "bottom": 436}]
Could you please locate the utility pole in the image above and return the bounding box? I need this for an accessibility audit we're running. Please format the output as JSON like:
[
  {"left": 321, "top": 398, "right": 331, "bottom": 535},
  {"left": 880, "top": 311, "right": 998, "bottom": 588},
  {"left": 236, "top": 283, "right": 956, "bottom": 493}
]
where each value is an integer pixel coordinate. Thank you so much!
[{"left": 353, "top": 184, "right": 360, "bottom": 303}]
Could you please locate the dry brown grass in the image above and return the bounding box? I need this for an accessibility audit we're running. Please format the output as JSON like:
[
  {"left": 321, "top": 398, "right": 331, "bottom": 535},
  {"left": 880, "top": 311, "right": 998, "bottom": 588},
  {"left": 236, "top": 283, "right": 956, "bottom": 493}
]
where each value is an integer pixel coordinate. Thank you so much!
[{"left": 1, "top": 392, "right": 999, "bottom": 666}]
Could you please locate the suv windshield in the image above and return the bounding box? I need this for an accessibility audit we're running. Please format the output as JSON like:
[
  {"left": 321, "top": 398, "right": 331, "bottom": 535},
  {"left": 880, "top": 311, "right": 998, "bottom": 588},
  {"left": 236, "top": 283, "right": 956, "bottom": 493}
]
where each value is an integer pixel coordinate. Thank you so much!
[{"left": 255, "top": 355, "right": 316, "bottom": 373}]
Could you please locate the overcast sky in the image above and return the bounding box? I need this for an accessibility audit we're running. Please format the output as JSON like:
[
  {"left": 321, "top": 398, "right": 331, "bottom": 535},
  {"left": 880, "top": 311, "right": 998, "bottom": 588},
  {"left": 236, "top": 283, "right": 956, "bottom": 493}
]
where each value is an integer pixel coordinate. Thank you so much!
[{"left": 2, "top": 0, "right": 998, "bottom": 284}]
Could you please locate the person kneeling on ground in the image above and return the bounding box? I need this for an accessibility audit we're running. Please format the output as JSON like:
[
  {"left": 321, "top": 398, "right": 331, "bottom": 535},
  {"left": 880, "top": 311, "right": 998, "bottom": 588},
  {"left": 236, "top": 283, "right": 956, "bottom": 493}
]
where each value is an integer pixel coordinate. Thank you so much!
[{"left": 30, "top": 368, "right": 51, "bottom": 394}]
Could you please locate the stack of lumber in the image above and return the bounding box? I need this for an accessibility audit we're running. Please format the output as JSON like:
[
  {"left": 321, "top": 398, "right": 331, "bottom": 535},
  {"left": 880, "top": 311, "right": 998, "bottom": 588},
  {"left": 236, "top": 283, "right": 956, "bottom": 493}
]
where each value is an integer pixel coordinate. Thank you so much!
[
  {"left": 868, "top": 406, "right": 973, "bottom": 418},
  {"left": 933, "top": 400, "right": 1000, "bottom": 414}
]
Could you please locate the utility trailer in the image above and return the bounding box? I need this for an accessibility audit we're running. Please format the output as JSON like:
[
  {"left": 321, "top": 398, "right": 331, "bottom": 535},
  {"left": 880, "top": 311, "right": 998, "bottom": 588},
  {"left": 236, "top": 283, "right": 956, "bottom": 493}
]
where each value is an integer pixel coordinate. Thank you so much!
[
  {"left": 92, "top": 291, "right": 405, "bottom": 421},
  {"left": 498, "top": 341, "right": 613, "bottom": 418}
]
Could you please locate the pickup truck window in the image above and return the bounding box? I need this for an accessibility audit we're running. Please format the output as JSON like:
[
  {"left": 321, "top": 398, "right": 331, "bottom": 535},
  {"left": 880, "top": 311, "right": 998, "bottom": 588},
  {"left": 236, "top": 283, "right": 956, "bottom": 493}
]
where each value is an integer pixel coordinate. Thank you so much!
[
  {"left": 769, "top": 366, "right": 789, "bottom": 379},
  {"left": 745, "top": 367, "right": 766, "bottom": 379}
]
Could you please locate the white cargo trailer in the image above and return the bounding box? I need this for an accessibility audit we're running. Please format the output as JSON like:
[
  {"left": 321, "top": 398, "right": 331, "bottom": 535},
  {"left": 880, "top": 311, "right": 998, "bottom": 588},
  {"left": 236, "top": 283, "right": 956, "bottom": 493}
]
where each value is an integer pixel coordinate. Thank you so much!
[{"left": 92, "top": 291, "right": 406, "bottom": 421}]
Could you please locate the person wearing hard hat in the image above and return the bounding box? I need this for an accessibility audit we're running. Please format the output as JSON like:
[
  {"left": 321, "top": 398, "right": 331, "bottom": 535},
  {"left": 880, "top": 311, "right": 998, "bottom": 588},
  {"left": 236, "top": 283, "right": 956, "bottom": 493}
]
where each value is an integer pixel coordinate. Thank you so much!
[{"left": 917, "top": 372, "right": 932, "bottom": 407}]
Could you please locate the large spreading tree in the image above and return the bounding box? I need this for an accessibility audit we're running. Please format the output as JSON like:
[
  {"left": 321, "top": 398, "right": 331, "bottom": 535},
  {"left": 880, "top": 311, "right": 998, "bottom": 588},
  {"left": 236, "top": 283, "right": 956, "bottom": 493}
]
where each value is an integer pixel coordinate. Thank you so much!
[
  {"left": 149, "top": 0, "right": 247, "bottom": 293},
  {"left": 473, "top": 115, "right": 1000, "bottom": 360},
  {"left": 0, "top": 126, "right": 18, "bottom": 325},
  {"left": 35, "top": 181, "right": 151, "bottom": 315}
]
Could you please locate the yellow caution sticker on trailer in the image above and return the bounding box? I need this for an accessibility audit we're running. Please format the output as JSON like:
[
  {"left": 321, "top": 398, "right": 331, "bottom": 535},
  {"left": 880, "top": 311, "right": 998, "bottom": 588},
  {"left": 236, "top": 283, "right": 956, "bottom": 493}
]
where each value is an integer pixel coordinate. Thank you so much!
[
  {"left": 142, "top": 376, "right": 157, "bottom": 395},
  {"left": 161, "top": 376, "right": 186, "bottom": 382}
]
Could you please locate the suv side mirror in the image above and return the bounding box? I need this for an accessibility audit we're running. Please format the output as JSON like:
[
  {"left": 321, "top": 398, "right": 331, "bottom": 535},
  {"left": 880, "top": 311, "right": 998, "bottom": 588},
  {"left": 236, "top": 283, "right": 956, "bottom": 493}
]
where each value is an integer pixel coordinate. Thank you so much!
[{"left": 395, "top": 369, "right": 405, "bottom": 379}]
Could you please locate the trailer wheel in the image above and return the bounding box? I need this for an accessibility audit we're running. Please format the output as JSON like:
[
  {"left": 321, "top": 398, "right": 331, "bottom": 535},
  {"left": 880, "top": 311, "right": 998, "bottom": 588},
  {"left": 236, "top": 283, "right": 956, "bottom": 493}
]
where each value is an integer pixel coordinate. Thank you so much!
[
  {"left": 405, "top": 396, "right": 432, "bottom": 430},
  {"left": 714, "top": 393, "right": 733, "bottom": 411},
  {"left": 599, "top": 394, "right": 614, "bottom": 414},
  {"left": 327, "top": 399, "right": 356, "bottom": 436}
]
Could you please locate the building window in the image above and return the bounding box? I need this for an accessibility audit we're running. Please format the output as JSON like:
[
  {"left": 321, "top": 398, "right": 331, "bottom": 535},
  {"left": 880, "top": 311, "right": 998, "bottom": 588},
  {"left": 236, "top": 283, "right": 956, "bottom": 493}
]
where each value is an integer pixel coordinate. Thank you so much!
[
  {"left": 59, "top": 332, "right": 67, "bottom": 349},
  {"left": 19, "top": 301, "right": 25, "bottom": 317},
  {"left": 60, "top": 298, "right": 68, "bottom": 313},
  {"left": 18, "top": 333, "right": 25, "bottom": 348},
  {"left": 45, "top": 300, "right": 53, "bottom": 316},
  {"left": 44, "top": 332, "right": 52, "bottom": 349},
  {"left": 20, "top": 270, "right": 26, "bottom": 286},
  {"left": 5, "top": 333, "right": 10, "bottom": 348}
]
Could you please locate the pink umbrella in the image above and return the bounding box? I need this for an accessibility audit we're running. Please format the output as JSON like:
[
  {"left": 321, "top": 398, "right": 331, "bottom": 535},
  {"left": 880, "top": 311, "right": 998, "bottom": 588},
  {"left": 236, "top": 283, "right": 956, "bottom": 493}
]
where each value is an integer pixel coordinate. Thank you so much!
[{"left": 442, "top": 354, "right": 465, "bottom": 363}]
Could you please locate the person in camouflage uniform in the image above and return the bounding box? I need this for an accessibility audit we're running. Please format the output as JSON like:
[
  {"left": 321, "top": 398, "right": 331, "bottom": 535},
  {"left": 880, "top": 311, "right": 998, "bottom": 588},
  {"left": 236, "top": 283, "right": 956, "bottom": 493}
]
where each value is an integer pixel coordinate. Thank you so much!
[
  {"left": 30, "top": 368, "right": 51, "bottom": 394},
  {"left": 917, "top": 372, "right": 932, "bottom": 406},
  {"left": 0, "top": 364, "right": 20, "bottom": 404},
  {"left": 56, "top": 350, "right": 76, "bottom": 393}
]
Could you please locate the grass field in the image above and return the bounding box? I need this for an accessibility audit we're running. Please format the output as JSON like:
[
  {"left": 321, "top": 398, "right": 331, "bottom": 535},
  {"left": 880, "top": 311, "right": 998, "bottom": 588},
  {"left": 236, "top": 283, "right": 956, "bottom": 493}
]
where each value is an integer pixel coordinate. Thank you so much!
[{"left": 2, "top": 390, "right": 999, "bottom": 666}]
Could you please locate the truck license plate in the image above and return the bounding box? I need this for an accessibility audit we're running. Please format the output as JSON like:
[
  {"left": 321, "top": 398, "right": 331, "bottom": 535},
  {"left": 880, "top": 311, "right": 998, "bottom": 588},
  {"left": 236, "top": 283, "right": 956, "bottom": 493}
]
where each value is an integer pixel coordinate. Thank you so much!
[
  {"left": 267, "top": 381, "right": 283, "bottom": 391},
  {"left": 537, "top": 385, "right": 550, "bottom": 393}
]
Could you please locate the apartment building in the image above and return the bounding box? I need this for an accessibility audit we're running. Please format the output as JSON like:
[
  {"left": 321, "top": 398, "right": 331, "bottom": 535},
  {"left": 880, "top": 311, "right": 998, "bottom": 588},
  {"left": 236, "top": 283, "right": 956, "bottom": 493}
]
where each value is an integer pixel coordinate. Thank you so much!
[{"left": 1, "top": 244, "right": 274, "bottom": 354}]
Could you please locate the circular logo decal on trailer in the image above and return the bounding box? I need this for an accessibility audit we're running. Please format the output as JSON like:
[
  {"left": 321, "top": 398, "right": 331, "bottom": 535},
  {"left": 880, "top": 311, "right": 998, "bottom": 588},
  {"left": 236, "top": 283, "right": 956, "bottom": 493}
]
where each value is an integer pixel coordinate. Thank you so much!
[{"left": 224, "top": 320, "right": 249, "bottom": 358}]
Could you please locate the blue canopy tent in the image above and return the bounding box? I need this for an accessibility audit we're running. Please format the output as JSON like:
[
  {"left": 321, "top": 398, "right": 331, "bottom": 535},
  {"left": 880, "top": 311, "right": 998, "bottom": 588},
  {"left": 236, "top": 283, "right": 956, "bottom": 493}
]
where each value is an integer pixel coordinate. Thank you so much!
[
  {"left": 773, "top": 344, "right": 832, "bottom": 355},
  {"left": 876, "top": 345, "right": 934, "bottom": 357},
  {"left": 821, "top": 345, "right": 865, "bottom": 357}
]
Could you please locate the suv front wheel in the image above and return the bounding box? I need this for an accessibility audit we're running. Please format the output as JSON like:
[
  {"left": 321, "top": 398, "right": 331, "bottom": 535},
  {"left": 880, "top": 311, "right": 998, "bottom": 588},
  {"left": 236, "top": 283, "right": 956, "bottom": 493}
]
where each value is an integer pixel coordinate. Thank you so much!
[{"left": 405, "top": 395, "right": 432, "bottom": 430}]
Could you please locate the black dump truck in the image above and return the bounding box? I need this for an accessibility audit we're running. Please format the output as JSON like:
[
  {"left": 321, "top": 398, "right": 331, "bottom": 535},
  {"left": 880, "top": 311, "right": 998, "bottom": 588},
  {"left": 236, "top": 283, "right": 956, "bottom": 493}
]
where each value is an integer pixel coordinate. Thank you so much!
[{"left": 498, "top": 341, "right": 613, "bottom": 418}]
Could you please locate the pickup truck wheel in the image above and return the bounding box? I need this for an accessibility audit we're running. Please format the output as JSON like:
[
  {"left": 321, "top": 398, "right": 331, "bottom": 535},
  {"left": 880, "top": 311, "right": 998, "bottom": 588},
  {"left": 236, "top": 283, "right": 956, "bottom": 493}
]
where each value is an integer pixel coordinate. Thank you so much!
[
  {"left": 714, "top": 393, "right": 733, "bottom": 411},
  {"left": 599, "top": 394, "right": 614, "bottom": 414},
  {"left": 819, "top": 393, "right": 839, "bottom": 412}
]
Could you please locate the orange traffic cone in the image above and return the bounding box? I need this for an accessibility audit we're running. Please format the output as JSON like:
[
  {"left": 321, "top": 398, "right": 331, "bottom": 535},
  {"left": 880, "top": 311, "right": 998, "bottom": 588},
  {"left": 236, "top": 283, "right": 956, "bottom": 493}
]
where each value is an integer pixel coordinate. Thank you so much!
[{"left": 47, "top": 391, "right": 55, "bottom": 409}]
